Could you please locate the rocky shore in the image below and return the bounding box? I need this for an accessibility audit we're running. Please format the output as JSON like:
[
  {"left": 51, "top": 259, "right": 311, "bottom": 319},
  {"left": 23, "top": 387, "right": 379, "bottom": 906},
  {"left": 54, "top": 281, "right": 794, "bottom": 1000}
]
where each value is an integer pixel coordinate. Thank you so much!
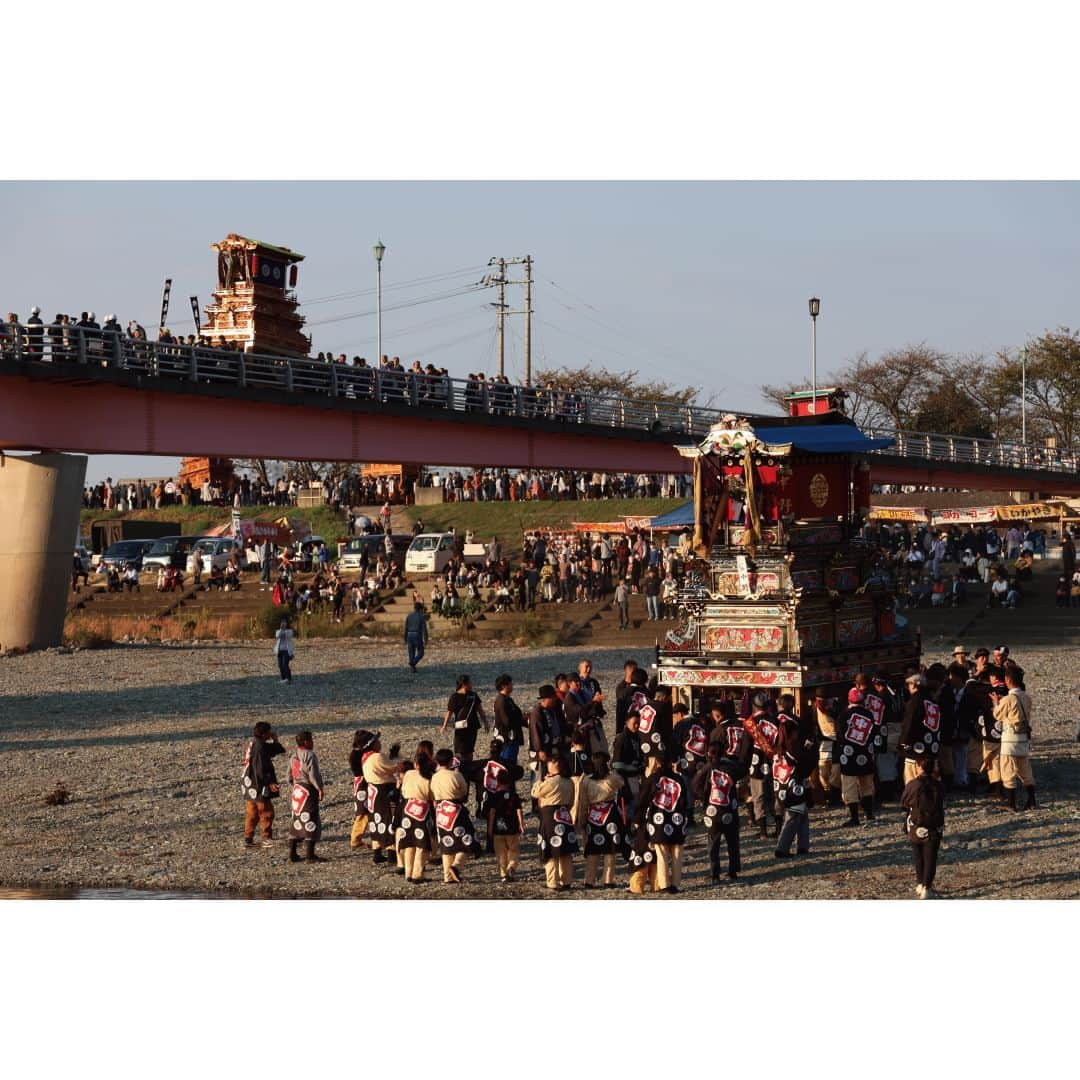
[{"left": 1, "top": 640, "right": 1077, "bottom": 899}]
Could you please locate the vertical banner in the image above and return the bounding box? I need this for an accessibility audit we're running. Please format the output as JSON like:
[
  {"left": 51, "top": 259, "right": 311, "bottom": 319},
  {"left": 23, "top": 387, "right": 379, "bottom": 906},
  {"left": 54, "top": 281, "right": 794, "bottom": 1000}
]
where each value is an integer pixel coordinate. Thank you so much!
[
  {"left": 189, "top": 296, "right": 201, "bottom": 333},
  {"left": 159, "top": 278, "right": 172, "bottom": 331},
  {"left": 231, "top": 509, "right": 241, "bottom": 538}
]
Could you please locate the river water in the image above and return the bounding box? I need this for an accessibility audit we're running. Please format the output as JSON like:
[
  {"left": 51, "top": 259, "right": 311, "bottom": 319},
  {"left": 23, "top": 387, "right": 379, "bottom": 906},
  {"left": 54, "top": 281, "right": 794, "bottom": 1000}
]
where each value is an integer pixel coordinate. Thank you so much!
[{"left": 0, "top": 886, "right": 262, "bottom": 900}]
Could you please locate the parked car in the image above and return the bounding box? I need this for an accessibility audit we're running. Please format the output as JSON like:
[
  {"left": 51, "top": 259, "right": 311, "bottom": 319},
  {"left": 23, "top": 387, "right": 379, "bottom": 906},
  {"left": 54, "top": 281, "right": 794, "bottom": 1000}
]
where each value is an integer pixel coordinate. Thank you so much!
[
  {"left": 339, "top": 533, "right": 410, "bottom": 572},
  {"left": 142, "top": 535, "right": 201, "bottom": 572},
  {"left": 187, "top": 537, "right": 240, "bottom": 574},
  {"left": 405, "top": 532, "right": 458, "bottom": 575},
  {"left": 99, "top": 539, "right": 158, "bottom": 572}
]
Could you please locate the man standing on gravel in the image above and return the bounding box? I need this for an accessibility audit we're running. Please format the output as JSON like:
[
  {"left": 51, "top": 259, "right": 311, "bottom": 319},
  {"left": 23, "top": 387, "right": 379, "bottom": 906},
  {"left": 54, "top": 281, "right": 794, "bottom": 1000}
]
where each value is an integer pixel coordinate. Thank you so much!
[
  {"left": 241, "top": 721, "right": 285, "bottom": 848},
  {"left": 404, "top": 602, "right": 428, "bottom": 672},
  {"left": 994, "top": 663, "right": 1037, "bottom": 810}
]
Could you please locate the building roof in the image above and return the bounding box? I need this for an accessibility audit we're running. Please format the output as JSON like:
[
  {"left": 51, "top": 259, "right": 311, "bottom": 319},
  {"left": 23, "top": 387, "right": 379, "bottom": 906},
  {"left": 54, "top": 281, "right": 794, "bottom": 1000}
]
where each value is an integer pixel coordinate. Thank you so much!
[{"left": 651, "top": 502, "right": 694, "bottom": 528}]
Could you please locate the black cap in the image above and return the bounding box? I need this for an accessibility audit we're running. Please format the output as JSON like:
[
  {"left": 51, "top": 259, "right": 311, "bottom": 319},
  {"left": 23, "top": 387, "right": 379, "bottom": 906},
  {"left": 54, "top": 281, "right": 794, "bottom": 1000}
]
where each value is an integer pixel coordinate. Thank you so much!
[
  {"left": 974, "top": 647, "right": 990, "bottom": 658},
  {"left": 538, "top": 684, "right": 556, "bottom": 699}
]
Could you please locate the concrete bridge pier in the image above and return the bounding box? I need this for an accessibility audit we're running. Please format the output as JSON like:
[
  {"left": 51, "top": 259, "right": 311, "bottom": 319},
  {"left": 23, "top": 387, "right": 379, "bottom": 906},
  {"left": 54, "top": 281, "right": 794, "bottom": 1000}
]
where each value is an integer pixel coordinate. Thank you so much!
[{"left": 0, "top": 452, "right": 87, "bottom": 651}]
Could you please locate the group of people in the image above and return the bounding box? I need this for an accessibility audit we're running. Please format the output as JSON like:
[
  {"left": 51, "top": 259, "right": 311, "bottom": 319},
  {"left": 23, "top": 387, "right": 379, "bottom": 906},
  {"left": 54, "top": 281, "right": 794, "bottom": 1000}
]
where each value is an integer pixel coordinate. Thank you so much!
[
  {"left": 422, "top": 468, "right": 686, "bottom": 502},
  {"left": 241, "top": 644, "right": 1037, "bottom": 896},
  {"left": 869, "top": 518, "right": 1061, "bottom": 611}
]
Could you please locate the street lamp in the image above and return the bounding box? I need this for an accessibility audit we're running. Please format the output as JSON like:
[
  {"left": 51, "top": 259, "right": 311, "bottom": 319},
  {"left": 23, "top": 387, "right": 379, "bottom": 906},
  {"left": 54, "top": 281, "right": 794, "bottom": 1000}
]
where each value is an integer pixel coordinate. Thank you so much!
[
  {"left": 808, "top": 296, "right": 821, "bottom": 414},
  {"left": 1021, "top": 345, "right": 1028, "bottom": 445},
  {"left": 373, "top": 239, "right": 386, "bottom": 363}
]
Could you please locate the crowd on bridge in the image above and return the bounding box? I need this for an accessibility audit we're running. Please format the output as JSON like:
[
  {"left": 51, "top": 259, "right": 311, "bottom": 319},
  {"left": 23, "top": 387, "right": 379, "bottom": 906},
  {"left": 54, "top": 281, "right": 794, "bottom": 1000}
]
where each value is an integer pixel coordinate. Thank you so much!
[
  {"left": 242, "top": 642, "right": 1037, "bottom": 896},
  {"left": 2, "top": 308, "right": 696, "bottom": 432}
]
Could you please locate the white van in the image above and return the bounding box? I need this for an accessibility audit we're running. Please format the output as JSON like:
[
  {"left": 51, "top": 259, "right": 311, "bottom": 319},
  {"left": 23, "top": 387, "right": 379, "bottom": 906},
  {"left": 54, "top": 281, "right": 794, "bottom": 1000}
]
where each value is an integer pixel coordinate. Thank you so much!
[
  {"left": 405, "top": 533, "right": 457, "bottom": 575},
  {"left": 187, "top": 537, "right": 238, "bottom": 573}
]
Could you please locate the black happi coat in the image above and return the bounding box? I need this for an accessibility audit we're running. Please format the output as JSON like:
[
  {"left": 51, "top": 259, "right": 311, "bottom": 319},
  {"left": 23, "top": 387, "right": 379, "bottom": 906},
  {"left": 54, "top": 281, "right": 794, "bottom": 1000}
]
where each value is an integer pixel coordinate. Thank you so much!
[
  {"left": 899, "top": 691, "right": 943, "bottom": 759},
  {"left": 772, "top": 750, "right": 811, "bottom": 812},
  {"left": 488, "top": 788, "right": 524, "bottom": 837},
  {"left": 349, "top": 748, "right": 368, "bottom": 818},
  {"left": 695, "top": 758, "right": 746, "bottom": 833},
  {"left": 745, "top": 715, "right": 780, "bottom": 780},
  {"left": 834, "top": 705, "right": 883, "bottom": 775},
  {"left": 537, "top": 801, "right": 580, "bottom": 863},
  {"left": 583, "top": 793, "right": 625, "bottom": 856},
  {"left": 434, "top": 796, "right": 479, "bottom": 857},
  {"left": 628, "top": 768, "right": 689, "bottom": 868},
  {"left": 242, "top": 737, "right": 285, "bottom": 800},
  {"left": 396, "top": 793, "right": 435, "bottom": 852}
]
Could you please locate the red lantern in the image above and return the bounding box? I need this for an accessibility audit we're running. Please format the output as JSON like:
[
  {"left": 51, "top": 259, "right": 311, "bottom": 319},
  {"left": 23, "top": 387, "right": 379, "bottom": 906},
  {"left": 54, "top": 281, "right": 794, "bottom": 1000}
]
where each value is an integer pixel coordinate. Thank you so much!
[{"left": 250, "top": 255, "right": 259, "bottom": 277}]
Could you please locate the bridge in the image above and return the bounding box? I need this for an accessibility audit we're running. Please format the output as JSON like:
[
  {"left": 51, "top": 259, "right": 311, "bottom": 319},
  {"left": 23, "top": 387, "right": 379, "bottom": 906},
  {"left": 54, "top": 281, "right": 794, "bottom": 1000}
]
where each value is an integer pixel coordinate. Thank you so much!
[
  {"left": 2, "top": 330, "right": 1079, "bottom": 489},
  {"left": 2, "top": 326, "right": 1078, "bottom": 652}
]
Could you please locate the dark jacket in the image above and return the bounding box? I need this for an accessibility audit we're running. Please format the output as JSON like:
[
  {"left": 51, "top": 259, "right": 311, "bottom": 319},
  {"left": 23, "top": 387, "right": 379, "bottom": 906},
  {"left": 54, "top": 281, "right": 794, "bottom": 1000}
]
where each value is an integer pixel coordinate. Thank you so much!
[
  {"left": 528, "top": 703, "right": 562, "bottom": 756},
  {"left": 248, "top": 736, "right": 285, "bottom": 799},
  {"left": 493, "top": 692, "right": 525, "bottom": 746},
  {"left": 611, "top": 728, "right": 645, "bottom": 782},
  {"left": 901, "top": 773, "right": 945, "bottom": 840}
]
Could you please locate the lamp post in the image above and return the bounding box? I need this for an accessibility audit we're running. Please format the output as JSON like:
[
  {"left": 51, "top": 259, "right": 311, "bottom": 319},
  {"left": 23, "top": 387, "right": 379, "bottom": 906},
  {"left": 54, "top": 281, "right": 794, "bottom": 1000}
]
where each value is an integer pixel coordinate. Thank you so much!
[
  {"left": 808, "top": 296, "right": 821, "bottom": 413},
  {"left": 1021, "top": 345, "right": 1027, "bottom": 445},
  {"left": 373, "top": 239, "right": 386, "bottom": 363}
]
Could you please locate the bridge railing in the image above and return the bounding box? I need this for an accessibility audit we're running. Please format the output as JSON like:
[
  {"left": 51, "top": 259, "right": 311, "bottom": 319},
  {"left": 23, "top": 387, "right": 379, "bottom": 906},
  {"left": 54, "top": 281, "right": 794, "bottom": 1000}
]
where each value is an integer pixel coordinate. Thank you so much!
[
  {"left": 0, "top": 323, "right": 721, "bottom": 439},
  {"left": 863, "top": 427, "right": 1080, "bottom": 475},
  {"left": 1, "top": 322, "right": 1075, "bottom": 473}
]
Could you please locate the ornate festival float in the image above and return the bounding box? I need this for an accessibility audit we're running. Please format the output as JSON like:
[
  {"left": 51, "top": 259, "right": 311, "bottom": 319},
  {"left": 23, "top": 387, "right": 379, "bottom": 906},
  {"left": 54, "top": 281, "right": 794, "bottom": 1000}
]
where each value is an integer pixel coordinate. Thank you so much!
[{"left": 658, "top": 403, "right": 921, "bottom": 717}]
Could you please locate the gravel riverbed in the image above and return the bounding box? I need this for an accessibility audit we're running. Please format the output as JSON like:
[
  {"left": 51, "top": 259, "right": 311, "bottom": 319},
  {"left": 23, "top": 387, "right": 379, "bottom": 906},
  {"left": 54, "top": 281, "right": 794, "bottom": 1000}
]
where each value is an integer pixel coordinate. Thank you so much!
[{"left": 1, "top": 639, "right": 1078, "bottom": 899}]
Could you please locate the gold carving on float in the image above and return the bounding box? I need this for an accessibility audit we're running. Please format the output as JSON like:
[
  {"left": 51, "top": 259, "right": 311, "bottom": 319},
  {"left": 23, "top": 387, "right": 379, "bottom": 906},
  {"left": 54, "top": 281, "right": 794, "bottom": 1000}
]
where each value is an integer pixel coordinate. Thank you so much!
[{"left": 810, "top": 472, "right": 829, "bottom": 508}]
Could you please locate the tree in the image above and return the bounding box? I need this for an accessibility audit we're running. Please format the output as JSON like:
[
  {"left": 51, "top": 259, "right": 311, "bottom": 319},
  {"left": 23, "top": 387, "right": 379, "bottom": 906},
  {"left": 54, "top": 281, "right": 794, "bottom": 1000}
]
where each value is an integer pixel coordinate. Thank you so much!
[
  {"left": 533, "top": 364, "right": 710, "bottom": 407},
  {"left": 1012, "top": 327, "right": 1080, "bottom": 448}
]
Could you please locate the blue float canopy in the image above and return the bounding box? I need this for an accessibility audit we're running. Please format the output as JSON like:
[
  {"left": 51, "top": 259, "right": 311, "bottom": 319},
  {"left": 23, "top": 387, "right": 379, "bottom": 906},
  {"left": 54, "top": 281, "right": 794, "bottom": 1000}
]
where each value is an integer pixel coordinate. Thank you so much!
[
  {"left": 750, "top": 424, "right": 894, "bottom": 454},
  {"left": 651, "top": 502, "right": 695, "bottom": 528}
]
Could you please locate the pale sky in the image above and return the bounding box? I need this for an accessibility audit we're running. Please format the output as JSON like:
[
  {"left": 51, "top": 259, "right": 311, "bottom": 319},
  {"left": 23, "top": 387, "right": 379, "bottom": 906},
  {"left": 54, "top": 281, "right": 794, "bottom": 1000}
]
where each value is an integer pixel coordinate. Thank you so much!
[{"left": 2, "top": 181, "right": 1077, "bottom": 484}]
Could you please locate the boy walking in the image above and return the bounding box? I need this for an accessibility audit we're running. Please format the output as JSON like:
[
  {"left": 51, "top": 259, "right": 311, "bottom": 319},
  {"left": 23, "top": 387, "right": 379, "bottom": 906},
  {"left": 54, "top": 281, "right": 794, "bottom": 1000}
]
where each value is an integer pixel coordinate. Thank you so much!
[
  {"left": 241, "top": 722, "right": 285, "bottom": 847},
  {"left": 900, "top": 756, "right": 945, "bottom": 898}
]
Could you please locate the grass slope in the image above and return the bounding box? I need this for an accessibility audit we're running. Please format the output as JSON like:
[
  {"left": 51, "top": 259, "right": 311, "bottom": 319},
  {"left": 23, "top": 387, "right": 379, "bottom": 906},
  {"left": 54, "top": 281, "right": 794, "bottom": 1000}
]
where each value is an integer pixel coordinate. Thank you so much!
[{"left": 401, "top": 497, "right": 682, "bottom": 536}]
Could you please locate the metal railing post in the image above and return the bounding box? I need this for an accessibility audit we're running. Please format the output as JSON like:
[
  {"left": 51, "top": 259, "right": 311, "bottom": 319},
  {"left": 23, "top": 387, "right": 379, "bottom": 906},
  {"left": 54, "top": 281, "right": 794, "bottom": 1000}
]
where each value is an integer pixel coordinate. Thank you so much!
[
  {"left": 76, "top": 328, "right": 87, "bottom": 365},
  {"left": 188, "top": 345, "right": 198, "bottom": 383},
  {"left": 374, "top": 369, "right": 382, "bottom": 402},
  {"left": 329, "top": 362, "right": 338, "bottom": 397},
  {"left": 238, "top": 352, "right": 247, "bottom": 389}
]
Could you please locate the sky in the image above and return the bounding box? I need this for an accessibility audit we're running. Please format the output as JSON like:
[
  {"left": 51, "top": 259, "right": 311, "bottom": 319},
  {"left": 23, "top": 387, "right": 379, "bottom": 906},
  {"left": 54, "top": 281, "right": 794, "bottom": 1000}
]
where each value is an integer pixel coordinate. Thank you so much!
[{"left": 2, "top": 180, "right": 1078, "bottom": 484}]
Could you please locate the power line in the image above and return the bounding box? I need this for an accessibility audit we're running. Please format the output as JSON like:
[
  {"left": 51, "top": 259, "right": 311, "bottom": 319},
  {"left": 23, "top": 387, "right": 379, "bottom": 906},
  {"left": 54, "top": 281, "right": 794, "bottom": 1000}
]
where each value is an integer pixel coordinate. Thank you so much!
[
  {"left": 307, "top": 284, "right": 489, "bottom": 327},
  {"left": 302, "top": 264, "right": 488, "bottom": 307}
]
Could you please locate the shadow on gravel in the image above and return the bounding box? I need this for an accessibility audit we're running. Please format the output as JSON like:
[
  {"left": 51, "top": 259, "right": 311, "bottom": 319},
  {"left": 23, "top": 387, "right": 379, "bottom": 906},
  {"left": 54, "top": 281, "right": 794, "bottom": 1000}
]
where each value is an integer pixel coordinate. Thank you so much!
[{"left": 0, "top": 644, "right": 633, "bottom": 740}]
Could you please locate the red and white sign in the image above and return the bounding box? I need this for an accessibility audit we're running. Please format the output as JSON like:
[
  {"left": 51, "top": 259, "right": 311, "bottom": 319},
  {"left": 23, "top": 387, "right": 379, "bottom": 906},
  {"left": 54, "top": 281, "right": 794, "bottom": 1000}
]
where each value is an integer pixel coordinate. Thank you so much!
[
  {"left": 352, "top": 775, "right": 365, "bottom": 799},
  {"left": 484, "top": 760, "right": 506, "bottom": 793},
  {"left": 290, "top": 785, "right": 309, "bottom": 816},
  {"left": 403, "top": 798, "right": 430, "bottom": 821},
  {"left": 587, "top": 801, "right": 614, "bottom": 827},
  {"left": 845, "top": 713, "right": 874, "bottom": 746},
  {"left": 772, "top": 757, "right": 794, "bottom": 786},
  {"left": 865, "top": 693, "right": 885, "bottom": 726},
  {"left": 435, "top": 800, "right": 461, "bottom": 832},
  {"left": 652, "top": 776, "right": 683, "bottom": 812},
  {"left": 724, "top": 726, "right": 744, "bottom": 758},
  {"left": 366, "top": 785, "right": 378, "bottom": 813},
  {"left": 923, "top": 701, "right": 941, "bottom": 733},
  {"left": 708, "top": 770, "right": 734, "bottom": 806},
  {"left": 554, "top": 806, "right": 573, "bottom": 826},
  {"left": 686, "top": 724, "right": 708, "bottom": 756}
]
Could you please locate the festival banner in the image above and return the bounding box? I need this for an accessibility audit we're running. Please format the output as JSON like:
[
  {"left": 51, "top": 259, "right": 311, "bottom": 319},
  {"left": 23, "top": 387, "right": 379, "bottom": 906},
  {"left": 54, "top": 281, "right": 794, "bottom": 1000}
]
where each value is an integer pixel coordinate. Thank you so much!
[{"left": 869, "top": 506, "right": 927, "bottom": 522}]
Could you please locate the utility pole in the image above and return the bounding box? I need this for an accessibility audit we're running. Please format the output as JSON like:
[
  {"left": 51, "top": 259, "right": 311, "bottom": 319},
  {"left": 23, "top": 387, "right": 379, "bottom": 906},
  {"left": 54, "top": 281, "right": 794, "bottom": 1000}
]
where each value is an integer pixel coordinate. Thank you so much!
[
  {"left": 496, "top": 257, "right": 506, "bottom": 378},
  {"left": 523, "top": 254, "right": 532, "bottom": 386},
  {"left": 486, "top": 255, "right": 533, "bottom": 383}
]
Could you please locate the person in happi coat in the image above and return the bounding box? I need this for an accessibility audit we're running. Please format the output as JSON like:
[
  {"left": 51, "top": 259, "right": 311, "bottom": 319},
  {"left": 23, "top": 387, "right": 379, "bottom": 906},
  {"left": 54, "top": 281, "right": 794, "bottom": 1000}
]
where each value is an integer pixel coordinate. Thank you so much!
[
  {"left": 836, "top": 687, "right": 883, "bottom": 827},
  {"left": 867, "top": 674, "right": 901, "bottom": 802},
  {"left": 349, "top": 728, "right": 377, "bottom": 849},
  {"left": 900, "top": 755, "right": 946, "bottom": 898},
  {"left": 431, "top": 748, "right": 480, "bottom": 884},
  {"left": 241, "top": 721, "right": 285, "bottom": 847},
  {"left": 994, "top": 662, "right": 1036, "bottom": 811},
  {"left": 531, "top": 754, "right": 578, "bottom": 890},
  {"left": 813, "top": 693, "right": 843, "bottom": 807},
  {"left": 362, "top": 732, "right": 405, "bottom": 865},
  {"left": 396, "top": 749, "right": 436, "bottom": 884},
  {"left": 629, "top": 756, "right": 690, "bottom": 894},
  {"left": 573, "top": 751, "right": 625, "bottom": 889},
  {"left": 898, "top": 670, "right": 944, "bottom": 785},
  {"left": 611, "top": 708, "right": 646, "bottom": 822},
  {"left": 485, "top": 762, "right": 525, "bottom": 883},
  {"left": 743, "top": 692, "right": 781, "bottom": 839},
  {"left": 692, "top": 742, "right": 747, "bottom": 882},
  {"left": 671, "top": 702, "right": 709, "bottom": 825},
  {"left": 773, "top": 710, "right": 813, "bottom": 858},
  {"left": 288, "top": 732, "right": 326, "bottom": 863}
]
